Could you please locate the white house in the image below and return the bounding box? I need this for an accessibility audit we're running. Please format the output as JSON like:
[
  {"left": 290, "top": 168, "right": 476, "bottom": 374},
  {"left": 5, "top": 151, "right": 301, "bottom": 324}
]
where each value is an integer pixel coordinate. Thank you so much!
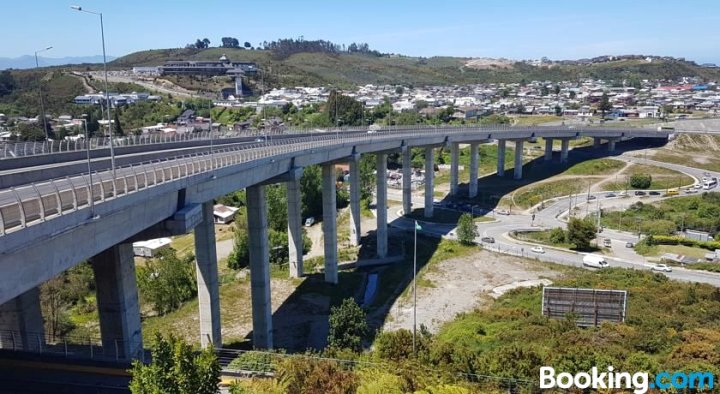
[
  {"left": 132, "top": 237, "right": 172, "bottom": 257},
  {"left": 638, "top": 106, "right": 660, "bottom": 118},
  {"left": 213, "top": 204, "right": 239, "bottom": 224}
]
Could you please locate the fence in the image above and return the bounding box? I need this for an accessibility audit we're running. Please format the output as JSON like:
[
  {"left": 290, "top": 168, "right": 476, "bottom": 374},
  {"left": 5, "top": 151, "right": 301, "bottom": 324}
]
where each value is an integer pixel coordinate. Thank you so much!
[{"left": 0, "top": 329, "right": 143, "bottom": 362}]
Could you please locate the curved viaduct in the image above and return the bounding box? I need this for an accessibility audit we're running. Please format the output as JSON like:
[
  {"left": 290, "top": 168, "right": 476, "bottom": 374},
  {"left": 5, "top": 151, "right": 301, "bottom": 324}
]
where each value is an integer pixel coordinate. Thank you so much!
[{"left": 0, "top": 125, "right": 670, "bottom": 359}]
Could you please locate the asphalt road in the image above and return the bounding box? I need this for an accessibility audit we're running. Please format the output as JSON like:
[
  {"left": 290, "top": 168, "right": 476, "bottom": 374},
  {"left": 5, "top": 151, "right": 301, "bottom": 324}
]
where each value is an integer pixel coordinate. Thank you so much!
[{"left": 385, "top": 155, "right": 720, "bottom": 287}]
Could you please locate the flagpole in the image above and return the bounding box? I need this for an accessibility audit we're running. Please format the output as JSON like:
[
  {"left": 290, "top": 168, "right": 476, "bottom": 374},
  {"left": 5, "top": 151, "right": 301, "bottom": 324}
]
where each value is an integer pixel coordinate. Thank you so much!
[{"left": 413, "top": 220, "right": 417, "bottom": 357}]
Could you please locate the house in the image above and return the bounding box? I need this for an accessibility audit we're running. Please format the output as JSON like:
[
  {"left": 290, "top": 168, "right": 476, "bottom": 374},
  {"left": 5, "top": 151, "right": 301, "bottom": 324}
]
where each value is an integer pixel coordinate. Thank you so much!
[
  {"left": 637, "top": 106, "right": 660, "bottom": 118},
  {"left": 132, "top": 237, "right": 172, "bottom": 257},
  {"left": 213, "top": 204, "right": 239, "bottom": 224}
]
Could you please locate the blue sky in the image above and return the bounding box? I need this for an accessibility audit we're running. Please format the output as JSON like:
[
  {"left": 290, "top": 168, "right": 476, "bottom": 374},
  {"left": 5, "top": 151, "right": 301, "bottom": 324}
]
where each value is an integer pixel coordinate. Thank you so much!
[{"left": 3, "top": 0, "right": 720, "bottom": 63}]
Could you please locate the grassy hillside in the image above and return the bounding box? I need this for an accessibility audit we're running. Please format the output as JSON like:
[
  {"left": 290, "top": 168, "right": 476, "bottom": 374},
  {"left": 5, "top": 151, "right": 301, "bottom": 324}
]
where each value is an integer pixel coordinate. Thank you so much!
[{"left": 110, "top": 48, "right": 720, "bottom": 88}]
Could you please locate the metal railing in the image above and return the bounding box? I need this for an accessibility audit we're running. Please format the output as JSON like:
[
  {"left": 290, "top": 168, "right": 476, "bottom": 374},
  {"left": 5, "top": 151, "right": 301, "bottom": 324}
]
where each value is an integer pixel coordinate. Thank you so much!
[
  {"left": 0, "top": 123, "right": 665, "bottom": 159},
  {"left": 0, "top": 329, "right": 143, "bottom": 362}
]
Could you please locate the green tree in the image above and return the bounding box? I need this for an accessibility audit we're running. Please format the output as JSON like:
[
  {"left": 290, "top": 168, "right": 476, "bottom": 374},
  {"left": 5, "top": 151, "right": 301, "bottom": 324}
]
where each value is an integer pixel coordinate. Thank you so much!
[
  {"left": 629, "top": 173, "right": 652, "bottom": 189},
  {"left": 227, "top": 231, "right": 250, "bottom": 270},
  {"left": 328, "top": 298, "right": 368, "bottom": 352},
  {"left": 326, "top": 90, "right": 364, "bottom": 126},
  {"left": 598, "top": 92, "right": 612, "bottom": 118},
  {"left": 554, "top": 84, "right": 561, "bottom": 95},
  {"left": 15, "top": 122, "right": 46, "bottom": 141},
  {"left": 567, "top": 217, "right": 597, "bottom": 250},
  {"left": 554, "top": 105, "right": 562, "bottom": 116},
  {"left": 569, "top": 90, "right": 577, "bottom": 99},
  {"left": 300, "top": 165, "right": 323, "bottom": 219},
  {"left": 456, "top": 213, "right": 478, "bottom": 245},
  {"left": 0, "top": 70, "right": 16, "bottom": 96},
  {"left": 540, "top": 85, "right": 549, "bottom": 96},
  {"left": 136, "top": 248, "right": 197, "bottom": 315},
  {"left": 113, "top": 108, "right": 124, "bottom": 136},
  {"left": 129, "top": 334, "right": 220, "bottom": 394}
]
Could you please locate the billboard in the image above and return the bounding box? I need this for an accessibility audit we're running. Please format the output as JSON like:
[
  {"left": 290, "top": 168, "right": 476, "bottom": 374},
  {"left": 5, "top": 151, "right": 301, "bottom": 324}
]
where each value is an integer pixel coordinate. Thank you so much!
[{"left": 542, "top": 287, "right": 627, "bottom": 327}]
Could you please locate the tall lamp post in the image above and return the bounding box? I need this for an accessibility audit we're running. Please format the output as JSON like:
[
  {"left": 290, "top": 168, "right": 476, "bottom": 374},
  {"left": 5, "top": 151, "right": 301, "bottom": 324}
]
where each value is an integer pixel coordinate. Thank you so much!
[
  {"left": 71, "top": 5, "right": 116, "bottom": 177},
  {"left": 34, "top": 46, "right": 52, "bottom": 142},
  {"left": 80, "top": 114, "right": 94, "bottom": 216}
]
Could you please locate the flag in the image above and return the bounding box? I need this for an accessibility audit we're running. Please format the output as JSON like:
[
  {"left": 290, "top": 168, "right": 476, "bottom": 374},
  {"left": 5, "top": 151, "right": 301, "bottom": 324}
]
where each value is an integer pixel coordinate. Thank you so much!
[{"left": 415, "top": 221, "right": 422, "bottom": 231}]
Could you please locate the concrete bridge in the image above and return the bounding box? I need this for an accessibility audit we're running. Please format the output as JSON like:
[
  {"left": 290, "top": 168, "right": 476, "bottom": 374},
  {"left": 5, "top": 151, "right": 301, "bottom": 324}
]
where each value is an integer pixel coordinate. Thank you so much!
[{"left": 0, "top": 125, "right": 670, "bottom": 359}]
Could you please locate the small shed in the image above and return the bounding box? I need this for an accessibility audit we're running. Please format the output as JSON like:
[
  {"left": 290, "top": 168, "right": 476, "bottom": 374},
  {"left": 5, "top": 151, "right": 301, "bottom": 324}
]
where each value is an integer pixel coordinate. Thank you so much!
[
  {"left": 213, "top": 204, "right": 239, "bottom": 224},
  {"left": 132, "top": 238, "right": 172, "bottom": 257}
]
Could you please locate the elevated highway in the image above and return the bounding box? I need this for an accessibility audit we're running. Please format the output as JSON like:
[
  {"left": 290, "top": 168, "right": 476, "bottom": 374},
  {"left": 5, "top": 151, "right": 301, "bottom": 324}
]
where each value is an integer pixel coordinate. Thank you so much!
[{"left": 0, "top": 124, "right": 671, "bottom": 359}]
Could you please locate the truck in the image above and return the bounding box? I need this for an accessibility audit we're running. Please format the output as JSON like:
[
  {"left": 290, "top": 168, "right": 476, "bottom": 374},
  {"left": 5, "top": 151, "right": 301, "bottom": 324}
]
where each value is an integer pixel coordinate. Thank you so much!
[{"left": 583, "top": 254, "right": 609, "bottom": 268}]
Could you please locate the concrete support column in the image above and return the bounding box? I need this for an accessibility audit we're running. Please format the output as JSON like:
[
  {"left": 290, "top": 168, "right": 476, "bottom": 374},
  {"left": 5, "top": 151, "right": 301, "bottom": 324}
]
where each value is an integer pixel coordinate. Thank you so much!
[
  {"left": 544, "top": 138, "right": 553, "bottom": 161},
  {"left": 468, "top": 143, "right": 479, "bottom": 198},
  {"left": 560, "top": 138, "right": 570, "bottom": 163},
  {"left": 287, "top": 178, "right": 304, "bottom": 277},
  {"left": 322, "top": 164, "right": 338, "bottom": 284},
  {"left": 194, "top": 201, "right": 221, "bottom": 348},
  {"left": 449, "top": 143, "right": 459, "bottom": 196},
  {"left": 497, "top": 140, "right": 506, "bottom": 177},
  {"left": 424, "top": 147, "right": 434, "bottom": 218},
  {"left": 0, "top": 287, "right": 45, "bottom": 352},
  {"left": 349, "top": 157, "right": 361, "bottom": 246},
  {"left": 402, "top": 147, "right": 412, "bottom": 216},
  {"left": 246, "top": 185, "right": 272, "bottom": 349},
  {"left": 513, "top": 140, "right": 524, "bottom": 180},
  {"left": 594, "top": 137, "right": 602, "bottom": 149},
  {"left": 608, "top": 139, "right": 616, "bottom": 152},
  {"left": 91, "top": 244, "right": 143, "bottom": 360},
  {"left": 376, "top": 153, "right": 388, "bottom": 258}
]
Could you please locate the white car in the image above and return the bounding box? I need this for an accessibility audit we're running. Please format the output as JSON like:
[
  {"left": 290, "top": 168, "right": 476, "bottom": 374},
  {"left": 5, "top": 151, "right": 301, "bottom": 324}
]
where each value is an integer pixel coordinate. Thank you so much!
[
  {"left": 651, "top": 263, "right": 672, "bottom": 272},
  {"left": 531, "top": 246, "right": 545, "bottom": 254}
]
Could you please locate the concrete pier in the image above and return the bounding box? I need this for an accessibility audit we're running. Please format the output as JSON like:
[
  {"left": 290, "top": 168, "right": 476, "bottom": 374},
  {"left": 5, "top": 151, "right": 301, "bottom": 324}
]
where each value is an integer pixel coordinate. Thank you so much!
[
  {"left": 497, "top": 140, "right": 506, "bottom": 177},
  {"left": 513, "top": 140, "right": 524, "bottom": 180},
  {"left": 594, "top": 137, "right": 602, "bottom": 149},
  {"left": 608, "top": 139, "right": 616, "bottom": 152},
  {"left": 0, "top": 287, "right": 44, "bottom": 352},
  {"left": 246, "top": 185, "right": 272, "bottom": 349},
  {"left": 468, "top": 143, "right": 479, "bottom": 198},
  {"left": 544, "top": 138, "right": 553, "bottom": 161},
  {"left": 560, "top": 138, "right": 570, "bottom": 163},
  {"left": 449, "top": 143, "right": 459, "bottom": 196},
  {"left": 376, "top": 153, "right": 388, "bottom": 258},
  {"left": 322, "top": 164, "right": 338, "bottom": 284},
  {"left": 91, "top": 244, "right": 143, "bottom": 360},
  {"left": 402, "top": 147, "right": 412, "bottom": 216},
  {"left": 424, "top": 147, "right": 434, "bottom": 218},
  {"left": 194, "top": 201, "right": 221, "bottom": 348},
  {"left": 349, "top": 156, "right": 361, "bottom": 246}
]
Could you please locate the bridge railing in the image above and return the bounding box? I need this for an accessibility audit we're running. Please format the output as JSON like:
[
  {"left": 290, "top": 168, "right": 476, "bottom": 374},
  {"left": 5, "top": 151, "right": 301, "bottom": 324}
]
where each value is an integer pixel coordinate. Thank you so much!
[
  {"left": 0, "top": 122, "right": 629, "bottom": 159},
  {"left": 0, "top": 125, "right": 670, "bottom": 236}
]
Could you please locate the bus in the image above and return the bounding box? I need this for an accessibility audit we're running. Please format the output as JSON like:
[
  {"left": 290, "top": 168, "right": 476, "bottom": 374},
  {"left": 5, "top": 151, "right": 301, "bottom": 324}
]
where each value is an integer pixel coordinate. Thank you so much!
[{"left": 703, "top": 178, "right": 718, "bottom": 190}]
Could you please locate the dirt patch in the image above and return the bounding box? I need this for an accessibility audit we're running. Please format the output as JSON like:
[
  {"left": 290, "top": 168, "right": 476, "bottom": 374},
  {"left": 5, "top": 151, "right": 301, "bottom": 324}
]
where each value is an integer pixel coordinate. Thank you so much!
[
  {"left": 382, "top": 249, "right": 560, "bottom": 333},
  {"left": 464, "top": 58, "right": 514, "bottom": 70}
]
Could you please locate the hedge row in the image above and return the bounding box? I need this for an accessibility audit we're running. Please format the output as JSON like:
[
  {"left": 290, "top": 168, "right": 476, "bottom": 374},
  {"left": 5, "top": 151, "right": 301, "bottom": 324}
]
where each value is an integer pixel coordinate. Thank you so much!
[{"left": 647, "top": 235, "right": 720, "bottom": 251}]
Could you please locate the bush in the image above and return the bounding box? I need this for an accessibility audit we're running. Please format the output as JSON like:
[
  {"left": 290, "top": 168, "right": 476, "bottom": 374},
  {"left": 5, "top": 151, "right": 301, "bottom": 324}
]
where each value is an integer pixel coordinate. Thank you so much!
[
  {"left": 136, "top": 248, "right": 197, "bottom": 315},
  {"left": 629, "top": 173, "right": 652, "bottom": 189},
  {"left": 549, "top": 227, "right": 567, "bottom": 244},
  {"left": 328, "top": 298, "right": 368, "bottom": 352}
]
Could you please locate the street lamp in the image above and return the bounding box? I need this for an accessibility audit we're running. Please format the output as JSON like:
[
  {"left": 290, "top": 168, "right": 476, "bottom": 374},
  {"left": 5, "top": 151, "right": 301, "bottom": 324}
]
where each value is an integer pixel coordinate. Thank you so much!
[
  {"left": 34, "top": 46, "right": 52, "bottom": 143},
  {"left": 71, "top": 5, "right": 116, "bottom": 177},
  {"left": 80, "top": 114, "right": 94, "bottom": 216}
]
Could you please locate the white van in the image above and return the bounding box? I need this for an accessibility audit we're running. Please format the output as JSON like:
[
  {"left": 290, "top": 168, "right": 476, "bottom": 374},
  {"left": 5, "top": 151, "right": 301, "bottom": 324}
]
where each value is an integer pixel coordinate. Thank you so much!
[{"left": 583, "top": 254, "right": 609, "bottom": 268}]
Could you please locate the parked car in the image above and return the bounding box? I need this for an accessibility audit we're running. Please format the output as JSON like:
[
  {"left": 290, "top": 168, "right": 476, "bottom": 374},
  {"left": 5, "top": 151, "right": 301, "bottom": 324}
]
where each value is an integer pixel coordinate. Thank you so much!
[
  {"left": 634, "top": 191, "right": 646, "bottom": 196},
  {"left": 618, "top": 191, "right": 629, "bottom": 198},
  {"left": 649, "top": 191, "right": 661, "bottom": 196},
  {"left": 587, "top": 195, "right": 597, "bottom": 201},
  {"left": 605, "top": 192, "right": 617, "bottom": 198},
  {"left": 625, "top": 241, "right": 635, "bottom": 248},
  {"left": 496, "top": 209, "right": 510, "bottom": 215},
  {"left": 651, "top": 263, "right": 673, "bottom": 272},
  {"left": 531, "top": 246, "right": 545, "bottom": 254},
  {"left": 481, "top": 236, "right": 495, "bottom": 243},
  {"left": 304, "top": 217, "right": 315, "bottom": 227},
  {"left": 603, "top": 238, "right": 612, "bottom": 247}
]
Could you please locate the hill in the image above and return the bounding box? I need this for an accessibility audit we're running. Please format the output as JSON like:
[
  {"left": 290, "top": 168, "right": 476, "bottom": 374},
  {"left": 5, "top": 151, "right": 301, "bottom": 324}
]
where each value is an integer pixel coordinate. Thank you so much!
[
  {"left": 111, "top": 47, "right": 720, "bottom": 88},
  {"left": 0, "top": 55, "right": 116, "bottom": 70}
]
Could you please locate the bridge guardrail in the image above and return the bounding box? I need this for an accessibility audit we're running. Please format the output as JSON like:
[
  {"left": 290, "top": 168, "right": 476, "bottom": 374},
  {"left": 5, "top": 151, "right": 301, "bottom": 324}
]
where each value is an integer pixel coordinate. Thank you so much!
[
  {"left": 0, "top": 329, "right": 143, "bottom": 362},
  {"left": 0, "top": 124, "right": 671, "bottom": 237}
]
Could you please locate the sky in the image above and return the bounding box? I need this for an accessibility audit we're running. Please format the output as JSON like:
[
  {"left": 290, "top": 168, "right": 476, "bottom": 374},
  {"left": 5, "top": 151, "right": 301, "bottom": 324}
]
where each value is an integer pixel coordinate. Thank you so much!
[{"left": 3, "top": 0, "right": 720, "bottom": 64}]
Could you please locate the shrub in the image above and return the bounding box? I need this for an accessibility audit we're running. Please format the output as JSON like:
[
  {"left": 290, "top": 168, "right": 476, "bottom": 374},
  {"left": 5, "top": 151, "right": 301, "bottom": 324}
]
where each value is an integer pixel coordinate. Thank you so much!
[
  {"left": 328, "top": 298, "right": 368, "bottom": 352},
  {"left": 549, "top": 227, "right": 567, "bottom": 244},
  {"left": 629, "top": 173, "right": 652, "bottom": 189}
]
